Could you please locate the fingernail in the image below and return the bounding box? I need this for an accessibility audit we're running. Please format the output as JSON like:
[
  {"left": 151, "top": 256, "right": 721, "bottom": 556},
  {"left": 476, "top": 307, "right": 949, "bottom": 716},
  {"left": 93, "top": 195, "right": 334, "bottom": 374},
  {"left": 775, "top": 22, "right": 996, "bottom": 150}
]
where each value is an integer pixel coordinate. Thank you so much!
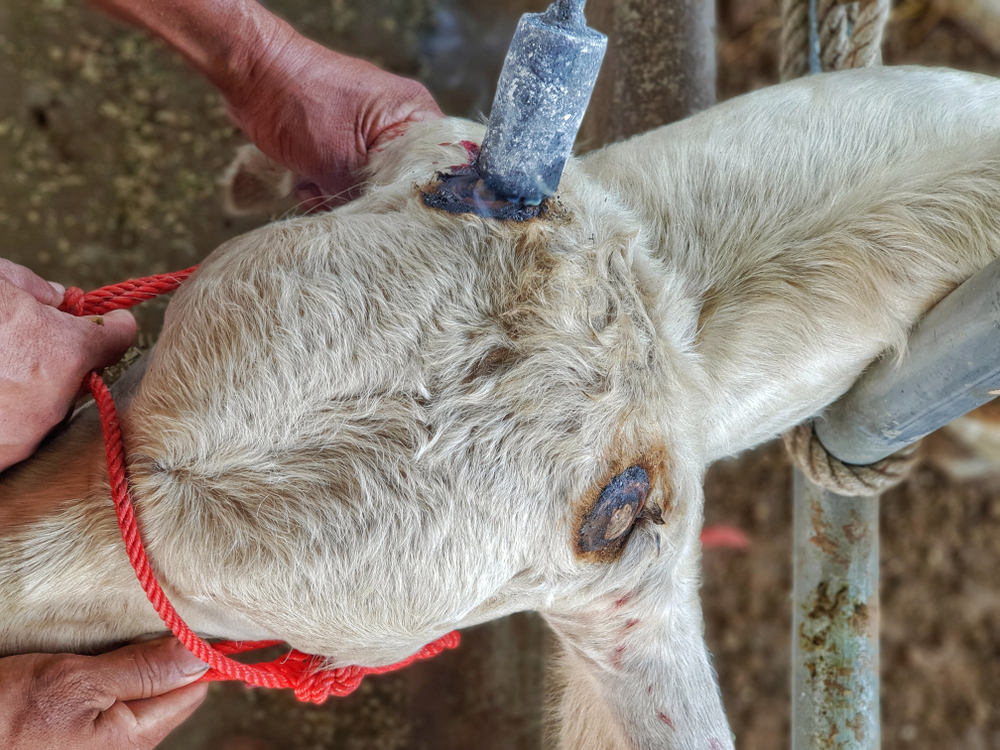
[
  {"left": 171, "top": 640, "right": 210, "bottom": 676},
  {"left": 49, "top": 281, "right": 65, "bottom": 297}
]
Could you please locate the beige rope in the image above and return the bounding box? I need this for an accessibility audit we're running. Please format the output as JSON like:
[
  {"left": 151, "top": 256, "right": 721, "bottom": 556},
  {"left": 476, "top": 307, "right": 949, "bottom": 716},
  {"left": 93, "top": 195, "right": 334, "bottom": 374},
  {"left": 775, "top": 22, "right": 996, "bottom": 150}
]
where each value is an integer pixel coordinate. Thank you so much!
[
  {"left": 818, "top": 0, "right": 850, "bottom": 71},
  {"left": 783, "top": 423, "right": 920, "bottom": 496},
  {"left": 779, "top": 0, "right": 810, "bottom": 81},
  {"left": 779, "top": 0, "right": 890, "bottom": 79},
  {"left": 843, "top": 0, "right": 890, "bottom": 68}
]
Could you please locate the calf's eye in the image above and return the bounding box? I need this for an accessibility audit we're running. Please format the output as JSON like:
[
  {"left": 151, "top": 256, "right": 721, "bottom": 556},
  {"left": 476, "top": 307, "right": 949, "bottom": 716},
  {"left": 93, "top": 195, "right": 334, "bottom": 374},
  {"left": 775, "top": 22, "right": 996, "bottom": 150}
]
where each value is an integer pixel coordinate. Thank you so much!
[{"left": 578, "top": 466, "right": 650, "bottom": 553}]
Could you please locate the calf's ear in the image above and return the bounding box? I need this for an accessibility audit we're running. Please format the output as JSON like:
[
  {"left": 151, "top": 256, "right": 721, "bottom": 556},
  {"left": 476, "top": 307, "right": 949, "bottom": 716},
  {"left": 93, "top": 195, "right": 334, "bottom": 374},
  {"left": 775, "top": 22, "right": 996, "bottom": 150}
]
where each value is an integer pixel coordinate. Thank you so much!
[{"left": 220, "top": 145, "right": 297, "bottom": 217}]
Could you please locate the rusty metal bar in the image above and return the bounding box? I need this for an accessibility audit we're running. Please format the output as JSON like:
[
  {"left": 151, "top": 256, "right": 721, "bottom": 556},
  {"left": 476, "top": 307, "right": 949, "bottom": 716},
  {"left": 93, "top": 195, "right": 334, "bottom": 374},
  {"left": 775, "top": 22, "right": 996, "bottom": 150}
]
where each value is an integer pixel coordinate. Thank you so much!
[
  {"left": 794, "top": 248, "right": 1000, "bottom": 750},
  {"left": 789, "top": 4, "right": 885, "bottom": 746},
  {"left": 792, "top": 469, "right": 880, "bottom": 750}
]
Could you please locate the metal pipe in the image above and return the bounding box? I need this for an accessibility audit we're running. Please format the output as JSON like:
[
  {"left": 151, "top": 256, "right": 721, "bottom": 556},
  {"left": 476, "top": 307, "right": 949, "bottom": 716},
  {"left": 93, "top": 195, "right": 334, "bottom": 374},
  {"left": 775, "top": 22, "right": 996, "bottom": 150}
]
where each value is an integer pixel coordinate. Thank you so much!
[
  {"left": 577, "top": 0, "right": 716, "bottom": 148},
  {"left": 792, "top": 468, "right": 880, "bottom": 750},
  {"left": 815, "top": 255, "right": 1000, "bottom": 465},
  {"left": 792, "top": 244, "right": 1000, "bottom": 750},
  {"left": 807, "top": 0, "right": 821, "bottom": 74}
]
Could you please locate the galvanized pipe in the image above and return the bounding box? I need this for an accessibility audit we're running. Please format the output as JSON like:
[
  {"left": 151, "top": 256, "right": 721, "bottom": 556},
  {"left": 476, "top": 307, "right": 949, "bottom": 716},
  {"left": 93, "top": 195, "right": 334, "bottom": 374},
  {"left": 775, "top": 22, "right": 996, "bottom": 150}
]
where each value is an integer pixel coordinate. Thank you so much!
[
  {"left": 807, "top": 0, "right": 821, "bottom": 74},
  {"left": 792, "top": 244, "right": 1000, "bottom": 750},
  {"left": 815, "top": 255, "right": 1000, "bottom": 465},
  {"left": 792, "top": 469, "right": 880, "bottom": 750},
  {"left": 790, "top": 2, "right": 882, "bottom": 744}
]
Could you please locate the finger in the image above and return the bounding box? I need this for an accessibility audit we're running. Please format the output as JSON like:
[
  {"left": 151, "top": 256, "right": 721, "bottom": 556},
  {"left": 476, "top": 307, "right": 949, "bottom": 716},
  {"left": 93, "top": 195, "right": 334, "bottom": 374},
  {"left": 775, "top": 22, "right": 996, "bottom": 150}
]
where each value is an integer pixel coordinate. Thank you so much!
[
  {"left": 366, "top": 83, "right": 443, "bottom": 153},
  {"left": 296, "top": 183, "right": 342, "bottom": 213},
  {"left": 0, "top": 258, "right": 64, "bottom": 306},
  {"left": 127, "top": 682, "right": 209, "bottom": 746},
  {"left": 407, "top": 102, "right": 444, "bottom": 121},
  {"left": 69, "top": 308, "right": 138, "bottom": 375},
  {"left": 94, "top": 682, "right": 207, "bottom": 750},
  {"left": 91, "top": 637, "right": 209, "bottom": 703}
]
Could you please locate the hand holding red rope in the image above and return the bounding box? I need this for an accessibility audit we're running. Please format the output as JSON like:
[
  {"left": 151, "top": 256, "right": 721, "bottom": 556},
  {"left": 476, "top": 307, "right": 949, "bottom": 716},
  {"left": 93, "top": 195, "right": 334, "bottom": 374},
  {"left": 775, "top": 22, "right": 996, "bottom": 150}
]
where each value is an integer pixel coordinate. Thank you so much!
[{"left": 61, "top": 268, "right": 459, "bottom": 704}]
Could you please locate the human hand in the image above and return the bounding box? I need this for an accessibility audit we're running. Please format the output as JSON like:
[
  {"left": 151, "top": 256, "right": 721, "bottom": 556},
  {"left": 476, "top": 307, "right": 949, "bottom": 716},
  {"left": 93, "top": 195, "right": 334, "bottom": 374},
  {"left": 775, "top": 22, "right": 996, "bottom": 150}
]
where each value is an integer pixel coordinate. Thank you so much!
[
  {"left": 85, "top": 0, "right": 442, "bottom": 209},
  {"left": 0, "top": 259, "right": 136, "bottom": 472},
  {"left": 0, "top": 637, "right": 209, "bottom": 750},
  {"left": 222, "top": 21, "right": 443, "bottom": 208}
]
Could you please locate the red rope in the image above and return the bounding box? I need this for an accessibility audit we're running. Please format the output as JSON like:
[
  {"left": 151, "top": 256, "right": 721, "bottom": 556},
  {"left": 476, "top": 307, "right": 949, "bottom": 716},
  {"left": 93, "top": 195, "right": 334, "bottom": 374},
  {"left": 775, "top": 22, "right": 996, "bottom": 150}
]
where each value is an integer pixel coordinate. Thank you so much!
[
  {"left": 63, "top": 268, "right": 459, "bottom": 704},
  {"left": 59, "top": 267, "right": 199, "bottom": 316}
]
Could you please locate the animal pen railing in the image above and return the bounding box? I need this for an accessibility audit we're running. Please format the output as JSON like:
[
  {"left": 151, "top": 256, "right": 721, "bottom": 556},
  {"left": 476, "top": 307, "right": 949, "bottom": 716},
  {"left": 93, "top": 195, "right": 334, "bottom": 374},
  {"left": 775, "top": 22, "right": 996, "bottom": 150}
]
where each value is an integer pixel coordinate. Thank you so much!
[
  {"left": 588, "top": 0, "right": 994, "bottom": 748},
  {"left": 779, "top": 0, "right": 1000, "bottom": 747},
  {"left": 788, "top": 254, "right": 1000, "bottom": 748}
]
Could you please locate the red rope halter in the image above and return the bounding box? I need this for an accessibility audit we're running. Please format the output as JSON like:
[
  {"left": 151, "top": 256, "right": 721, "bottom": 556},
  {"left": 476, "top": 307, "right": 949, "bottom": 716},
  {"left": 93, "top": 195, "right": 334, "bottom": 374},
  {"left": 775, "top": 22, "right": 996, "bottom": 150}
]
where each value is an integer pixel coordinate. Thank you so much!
[{"left": 60, "top": 267, "right": 459, "bottom": 704}]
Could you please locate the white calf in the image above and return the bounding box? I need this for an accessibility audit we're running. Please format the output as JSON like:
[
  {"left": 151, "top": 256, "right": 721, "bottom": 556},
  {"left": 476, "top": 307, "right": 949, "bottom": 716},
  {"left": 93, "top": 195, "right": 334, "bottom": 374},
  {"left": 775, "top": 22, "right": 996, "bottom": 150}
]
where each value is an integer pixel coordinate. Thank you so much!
[{"left": 3, "top": 66, "right": 1000, "bottom": 749}]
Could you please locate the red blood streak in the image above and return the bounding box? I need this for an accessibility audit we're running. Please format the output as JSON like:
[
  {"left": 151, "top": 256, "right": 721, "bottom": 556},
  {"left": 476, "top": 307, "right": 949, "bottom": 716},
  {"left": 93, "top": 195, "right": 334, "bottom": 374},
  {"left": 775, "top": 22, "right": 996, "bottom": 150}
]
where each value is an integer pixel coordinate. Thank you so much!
[
  {"left": 459, "top": 140, "right": 480, "bottom": 160},
  {"left": 657, "top": 712, "right": 674, "bottom": 728}
]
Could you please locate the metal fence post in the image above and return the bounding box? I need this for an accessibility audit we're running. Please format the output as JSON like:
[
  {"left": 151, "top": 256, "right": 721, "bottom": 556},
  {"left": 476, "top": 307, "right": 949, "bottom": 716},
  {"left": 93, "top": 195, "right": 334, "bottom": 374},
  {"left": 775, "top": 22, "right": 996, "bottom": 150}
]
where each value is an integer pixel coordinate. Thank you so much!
[
  {"left": 791, "top": 225, "right": 1000, "bottom": 750},
  {"left": 792, "top": 470, "right": 880, "bottom": 749},
  {"left": 815, "top": 255, "right": 1000, "bottom": 465}
]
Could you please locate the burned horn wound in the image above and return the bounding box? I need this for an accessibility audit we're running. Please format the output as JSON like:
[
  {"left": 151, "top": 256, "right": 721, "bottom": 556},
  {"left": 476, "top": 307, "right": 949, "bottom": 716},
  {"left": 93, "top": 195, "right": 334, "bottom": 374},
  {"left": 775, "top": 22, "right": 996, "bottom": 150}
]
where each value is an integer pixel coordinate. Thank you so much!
[{"left": 578, "top": 466, "right": 650, "bottom": 553}]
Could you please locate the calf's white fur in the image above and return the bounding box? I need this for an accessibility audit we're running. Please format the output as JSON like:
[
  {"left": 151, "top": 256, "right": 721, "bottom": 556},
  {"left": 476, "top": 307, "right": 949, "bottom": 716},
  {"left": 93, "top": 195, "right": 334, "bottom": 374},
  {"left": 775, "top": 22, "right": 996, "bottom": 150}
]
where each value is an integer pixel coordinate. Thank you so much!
[{"left": 3, "top": 66, "right": 1000, "bottom": 749}]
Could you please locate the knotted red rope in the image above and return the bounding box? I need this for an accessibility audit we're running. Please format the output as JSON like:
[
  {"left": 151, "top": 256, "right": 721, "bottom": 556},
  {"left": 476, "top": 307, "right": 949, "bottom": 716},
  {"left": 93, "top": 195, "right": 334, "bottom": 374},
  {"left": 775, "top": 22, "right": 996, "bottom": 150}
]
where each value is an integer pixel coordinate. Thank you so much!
[
  {"left": 59, "top": 268, "right": 200, "bottom": 316},
  {"left": 60, "top": 268, "right": 459, "bottom": 704}
]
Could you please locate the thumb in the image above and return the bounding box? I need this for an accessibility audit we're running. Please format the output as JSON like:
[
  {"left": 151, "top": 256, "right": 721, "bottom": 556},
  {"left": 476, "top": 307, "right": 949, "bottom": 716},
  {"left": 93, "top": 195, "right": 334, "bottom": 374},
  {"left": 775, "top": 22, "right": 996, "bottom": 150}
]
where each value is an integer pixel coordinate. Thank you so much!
[
  {"left": 71, "top": 308, "right": 138, "bottom": 375},
  {"left": 94, "top": 638, "right": 209, "bottom": 702}
]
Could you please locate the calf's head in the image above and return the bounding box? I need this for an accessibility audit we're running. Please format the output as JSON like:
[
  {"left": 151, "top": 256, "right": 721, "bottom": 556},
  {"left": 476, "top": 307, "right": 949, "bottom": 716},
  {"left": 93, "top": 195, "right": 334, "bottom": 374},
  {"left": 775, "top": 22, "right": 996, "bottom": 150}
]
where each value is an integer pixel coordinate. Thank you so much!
[{"left": 126, "top": 118, "right": 730, "bottom": 748}]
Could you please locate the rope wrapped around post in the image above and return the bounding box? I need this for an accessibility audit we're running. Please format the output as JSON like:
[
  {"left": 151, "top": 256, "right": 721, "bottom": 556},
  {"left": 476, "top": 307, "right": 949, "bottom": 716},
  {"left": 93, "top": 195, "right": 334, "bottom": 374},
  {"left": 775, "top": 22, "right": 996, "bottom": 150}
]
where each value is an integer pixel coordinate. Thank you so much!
[
  {"left": 780, "top": 0, "right": 890, "bottom": 81},
  {"left": 782, "top": 422, "right": 920, "bottom": 496},
  {"left": 779, "top": 0, "right": 912, "bottom": 494}
]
